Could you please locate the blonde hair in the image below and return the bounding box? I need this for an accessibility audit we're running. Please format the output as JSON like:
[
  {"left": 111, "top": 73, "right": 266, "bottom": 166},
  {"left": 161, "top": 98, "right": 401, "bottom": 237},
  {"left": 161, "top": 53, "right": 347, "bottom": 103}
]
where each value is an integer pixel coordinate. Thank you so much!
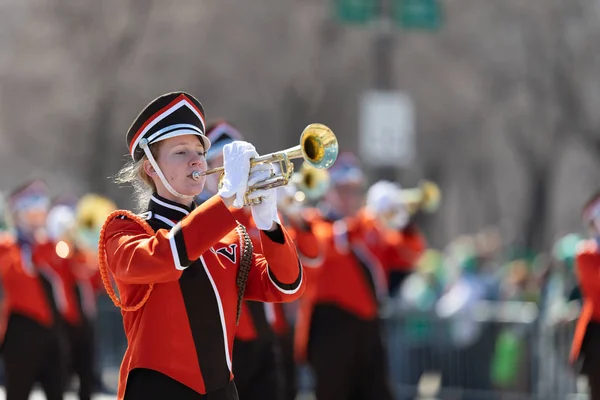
[{"left": 114, "top": 144, "right": 160, "bottom": 212}]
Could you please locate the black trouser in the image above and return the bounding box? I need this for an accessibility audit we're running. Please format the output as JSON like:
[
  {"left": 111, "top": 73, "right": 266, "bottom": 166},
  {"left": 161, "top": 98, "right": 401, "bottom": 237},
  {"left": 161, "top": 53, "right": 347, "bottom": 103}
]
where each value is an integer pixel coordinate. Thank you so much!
[
  {"left": 388, "top": 270, "right": 412, "bottom": 296},
  {"left": 125, "top": 368, "right": 239, "bottom": 400},
  {"left": 65, "top": 321, "right": 95, "bottom": 400},
  {"left": 308, "top": 304, "right": 394, "bottom": 400},
  {"left": 277, "top": 331, "right": 297, "bottom": 400},
  {"left": 233, "top": 337, "right": 284, "bottom": 400},
  {"left": 581, "top": 322, "right": 600, "bottom": 400},
  {"left": 1, "top": 313, "right": 65, "bottom": 400}
]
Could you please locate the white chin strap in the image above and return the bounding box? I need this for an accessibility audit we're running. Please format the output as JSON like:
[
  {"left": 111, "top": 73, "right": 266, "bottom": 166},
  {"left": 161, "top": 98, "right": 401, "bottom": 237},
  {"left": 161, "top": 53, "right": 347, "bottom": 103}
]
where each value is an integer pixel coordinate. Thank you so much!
[{"left": 139, "top": 139, "right": 194, "bottom": 200}]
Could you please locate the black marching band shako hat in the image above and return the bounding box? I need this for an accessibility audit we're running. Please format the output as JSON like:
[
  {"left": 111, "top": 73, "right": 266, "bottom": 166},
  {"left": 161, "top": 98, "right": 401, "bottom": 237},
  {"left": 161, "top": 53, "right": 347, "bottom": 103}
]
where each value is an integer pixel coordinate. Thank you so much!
[
  {"left": 126, "top": 92, "right": 210, "bottom": 199},
  {"left": 205, "top": 120, "right": 244, "bottom": 162},
  {"left": 7, "top": 179, "right": 50, "bottom": 213},
  {"left": 328, "top": 152, "right": 365, "bottom": 186},
  {"left": 582, "top": 191, "right": 600, "bottom": 227},
  {"left": 127, "top": 92, "right": 210, "bottom": 162}
]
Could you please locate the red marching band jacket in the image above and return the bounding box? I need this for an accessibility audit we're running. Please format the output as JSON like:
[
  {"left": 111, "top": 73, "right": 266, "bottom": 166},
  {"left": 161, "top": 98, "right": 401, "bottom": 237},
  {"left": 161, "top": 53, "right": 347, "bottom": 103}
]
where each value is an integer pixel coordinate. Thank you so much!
[
  {"left": 232, "top": 207, "right": 321, "bottom": 341},
  {"left": 294, "top": 207, "right": 425, "bottom": 362},
  {"left": 0, "top": 234, "right": 67, "bottom": 338},
  {"left": 570, "top": 239, "right": 600, "bottom": 363},
  {"left": 229, "top": 208, "right": 271, "bottom": 342},
  {"left": 99, "top": 194, "right": 305, "bottom": 399},
  {"left": 57, "top": 249, "right": 102, "bottom": 326}
]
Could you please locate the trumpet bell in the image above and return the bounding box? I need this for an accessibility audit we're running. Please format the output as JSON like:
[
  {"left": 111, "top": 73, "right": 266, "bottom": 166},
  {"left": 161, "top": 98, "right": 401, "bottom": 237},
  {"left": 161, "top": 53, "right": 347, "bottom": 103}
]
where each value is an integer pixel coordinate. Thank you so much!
[
  {"left": 401, "top": 180, "right": 441, "bottom": 214},
  {"left": 76, "top": 194, "right": 117, "bottom": 250},
  {"left": 76, "top": 194, "right": 117, "bottom": 230},
  {"left": 293, "top": 162, "right": 330, "bottom": 201},
  {"left": 420, "top": 180, "right": 441, "bottom": 213},
  {"left": 300, "top": 124, "right": 338, "bottom": 170}
]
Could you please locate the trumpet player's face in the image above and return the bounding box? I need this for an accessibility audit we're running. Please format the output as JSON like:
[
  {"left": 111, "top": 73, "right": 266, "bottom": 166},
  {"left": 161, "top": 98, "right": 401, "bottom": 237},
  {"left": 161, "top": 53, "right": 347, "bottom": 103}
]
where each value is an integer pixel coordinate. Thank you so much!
[
  {"left": 146, "top": 135, "right": 207, "bottom": 201},
  {"left": 16, "top": 208, "right": 48, "bottom": 231},
  {"left": 13, "top": 201, "right": 49, "bottom": 237},
  {"left": 329, "top": 183, "right": 364, "bottom": 216},
  {"left": 588, "top": 219, "right": 600, "bottom": 238}
]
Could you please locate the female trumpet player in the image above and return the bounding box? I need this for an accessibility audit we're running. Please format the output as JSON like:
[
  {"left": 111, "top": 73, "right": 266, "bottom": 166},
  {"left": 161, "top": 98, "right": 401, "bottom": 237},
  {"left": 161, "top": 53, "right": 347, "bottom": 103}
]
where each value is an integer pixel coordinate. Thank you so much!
[{"left": 100, "top": 92, "right": 305, "bottom": 400}]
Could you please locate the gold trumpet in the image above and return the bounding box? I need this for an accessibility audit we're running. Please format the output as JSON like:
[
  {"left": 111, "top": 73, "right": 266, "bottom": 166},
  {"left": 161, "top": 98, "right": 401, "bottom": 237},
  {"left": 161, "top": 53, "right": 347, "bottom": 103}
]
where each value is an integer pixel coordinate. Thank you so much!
[
  {"left": 401, "top": 180, "right": 441, "bottom": 215},
  {"left": 54, "top": 194, "right": 118, "bottom": 259},
  {"left": 199, "top": 123, "right": 338, "bottom": 206},
  {"left": 292, "top": 162, "right": 331, "bottom": 202}
]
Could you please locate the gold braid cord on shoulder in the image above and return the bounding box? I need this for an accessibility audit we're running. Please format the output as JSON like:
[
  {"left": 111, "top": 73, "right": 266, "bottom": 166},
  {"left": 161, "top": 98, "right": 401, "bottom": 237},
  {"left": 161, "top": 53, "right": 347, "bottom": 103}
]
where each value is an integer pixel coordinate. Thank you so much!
[
  {"left": 235, "top": 223, "right": 254, "bottom": 325},
  {"left": 98, "top": 210, "right": 155, "bottom": 312}
]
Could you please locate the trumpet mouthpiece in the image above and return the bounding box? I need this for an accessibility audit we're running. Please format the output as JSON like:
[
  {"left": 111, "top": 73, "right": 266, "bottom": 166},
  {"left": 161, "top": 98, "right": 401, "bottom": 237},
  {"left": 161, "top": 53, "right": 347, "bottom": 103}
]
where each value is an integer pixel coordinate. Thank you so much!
[{"left": 192, "top": 171, "right": 202, "bottom": 181}]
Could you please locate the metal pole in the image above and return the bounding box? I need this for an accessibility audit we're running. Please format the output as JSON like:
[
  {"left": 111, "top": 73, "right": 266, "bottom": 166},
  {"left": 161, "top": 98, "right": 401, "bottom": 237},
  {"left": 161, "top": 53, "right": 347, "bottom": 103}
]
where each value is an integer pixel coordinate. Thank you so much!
[{"left": 371, "top": 0, "right": 398, "bottom": 183}]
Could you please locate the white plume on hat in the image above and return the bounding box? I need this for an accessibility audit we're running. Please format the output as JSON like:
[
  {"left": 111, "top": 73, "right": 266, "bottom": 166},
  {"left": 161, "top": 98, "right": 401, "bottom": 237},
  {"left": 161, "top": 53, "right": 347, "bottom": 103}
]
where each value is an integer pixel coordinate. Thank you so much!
[
  {"left": 366, "top": 180, "right": 409, "bottom": 230},
  {"left": 366, "top": 181, "right": 402, "bottom": 214}
]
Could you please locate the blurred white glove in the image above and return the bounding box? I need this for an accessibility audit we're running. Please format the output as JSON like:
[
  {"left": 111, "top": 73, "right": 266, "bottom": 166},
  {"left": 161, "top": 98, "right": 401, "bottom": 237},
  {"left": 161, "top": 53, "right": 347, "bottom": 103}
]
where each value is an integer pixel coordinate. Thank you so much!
[
  {"left": 247, "top": 188, "right": 281, "bottom": 231},
  {"left": 46, "top": 205, "right": 76, "bottom": 241},
  {"left": 218, "top": 141, "right": 258, "bottom": 208},
  {"left": 276, "top": 184, "right": 303, "bottom": 217}
]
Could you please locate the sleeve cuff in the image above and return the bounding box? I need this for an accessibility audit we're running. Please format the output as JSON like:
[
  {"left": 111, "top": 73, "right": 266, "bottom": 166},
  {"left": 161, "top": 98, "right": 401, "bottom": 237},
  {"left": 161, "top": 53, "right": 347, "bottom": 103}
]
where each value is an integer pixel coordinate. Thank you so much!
[
  {"left": 262, "top": 224, "right": 285, "bottom": 244},
  {"left": 167, "top": 222, "right": 192, "bottom": 270},
  {"left": 268, "top": 261, "right": 303, "bottom": 295}
]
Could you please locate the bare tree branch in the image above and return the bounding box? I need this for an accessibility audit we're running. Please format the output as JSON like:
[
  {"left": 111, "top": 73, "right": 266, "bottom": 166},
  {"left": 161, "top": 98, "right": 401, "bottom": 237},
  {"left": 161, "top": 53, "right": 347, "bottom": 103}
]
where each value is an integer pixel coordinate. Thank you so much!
[{"left": 85, "top": 0, "right": 154, "bottom": 192}]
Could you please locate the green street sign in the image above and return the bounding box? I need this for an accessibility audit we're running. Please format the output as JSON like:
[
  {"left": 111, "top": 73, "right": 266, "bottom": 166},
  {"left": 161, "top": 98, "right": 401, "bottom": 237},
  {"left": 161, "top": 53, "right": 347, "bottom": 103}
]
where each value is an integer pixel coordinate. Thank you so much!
[
  {"left": 395, "top": 0, "right": 443, "bottom": 30},
  {"left": 334, "top": 0, "right": 377, "bottom": 24}
]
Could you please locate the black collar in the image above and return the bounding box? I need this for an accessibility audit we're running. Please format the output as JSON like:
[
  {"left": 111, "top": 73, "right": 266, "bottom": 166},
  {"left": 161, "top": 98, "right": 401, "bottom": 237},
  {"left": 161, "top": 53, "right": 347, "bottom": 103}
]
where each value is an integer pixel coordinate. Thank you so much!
[{"left": 147, "top": 193, "right": 196, "bottom": 223}]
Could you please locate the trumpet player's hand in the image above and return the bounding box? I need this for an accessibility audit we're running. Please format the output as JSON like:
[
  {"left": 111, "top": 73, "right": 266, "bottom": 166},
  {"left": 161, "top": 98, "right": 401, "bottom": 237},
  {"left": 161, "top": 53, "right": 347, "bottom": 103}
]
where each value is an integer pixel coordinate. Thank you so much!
[
  {"left": 247, "top": 163, "right": 273, "bottom": 188},
  {"left": 247, "top": 188, "right": 281, "bottom": 231},
  {"left": 218, "top": 141, "right": 258, "bottom": 208}
]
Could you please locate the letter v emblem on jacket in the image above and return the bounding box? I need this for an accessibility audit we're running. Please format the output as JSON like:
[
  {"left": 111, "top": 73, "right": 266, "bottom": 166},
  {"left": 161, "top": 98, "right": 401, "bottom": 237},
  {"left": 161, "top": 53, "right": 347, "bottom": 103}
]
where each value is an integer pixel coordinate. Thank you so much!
[{"left": 215, "top": 244, "right": 238, "bottom": 264}]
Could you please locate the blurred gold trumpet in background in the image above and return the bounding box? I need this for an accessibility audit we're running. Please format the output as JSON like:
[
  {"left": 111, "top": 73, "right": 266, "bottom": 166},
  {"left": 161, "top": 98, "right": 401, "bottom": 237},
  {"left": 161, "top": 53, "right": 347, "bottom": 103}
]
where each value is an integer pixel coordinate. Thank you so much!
[{"left": 401, "top": 180, "right": 441, "bottom": 215}]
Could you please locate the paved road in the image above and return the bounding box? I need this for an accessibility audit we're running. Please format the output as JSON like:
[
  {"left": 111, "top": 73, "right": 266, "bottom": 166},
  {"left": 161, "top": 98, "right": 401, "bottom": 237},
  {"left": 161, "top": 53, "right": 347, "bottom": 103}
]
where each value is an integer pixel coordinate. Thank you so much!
[{"left": 0, "top": 389, "right": 116, "bottom": 399}]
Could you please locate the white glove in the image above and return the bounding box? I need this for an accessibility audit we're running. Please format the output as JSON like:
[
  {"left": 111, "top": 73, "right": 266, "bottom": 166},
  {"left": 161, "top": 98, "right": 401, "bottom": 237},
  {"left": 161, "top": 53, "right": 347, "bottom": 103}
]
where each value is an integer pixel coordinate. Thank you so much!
[
  {"left": 218, "top": 141, "right": 258, "bottom": 208},
  {"left": 247, "top": 188, "right": 281, "bottom": 231},
  {"left": 276, "top": 184, "right": 296, "bottom": 206},
  {"left": 247, "top": 163, "right": 274, "bottom": 190}
]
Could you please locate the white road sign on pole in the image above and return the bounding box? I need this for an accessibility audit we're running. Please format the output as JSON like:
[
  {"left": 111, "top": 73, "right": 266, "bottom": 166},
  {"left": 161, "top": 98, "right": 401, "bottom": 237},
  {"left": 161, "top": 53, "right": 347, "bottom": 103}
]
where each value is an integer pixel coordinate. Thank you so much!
[{"left": 359, "top": 90, "right": 415, "bottom": 167}]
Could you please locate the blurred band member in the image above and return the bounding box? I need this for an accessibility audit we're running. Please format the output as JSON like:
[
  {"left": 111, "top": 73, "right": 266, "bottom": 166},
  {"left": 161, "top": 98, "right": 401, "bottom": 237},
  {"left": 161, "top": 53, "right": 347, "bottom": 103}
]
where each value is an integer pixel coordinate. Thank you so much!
[
  {"left": 0, "top": 180, "right": 66, "bottom": 400},
  {"left": 276, "top": 183, "right": 325, "bottom": 400},
  {"left": 364, "top": 181, "right": 426, "bottom": 295},
  {"left": 47, "top": 195, "right": 115, "bottom": 400},
  {"left": 202, "top": 121, "right": 286, "bottom": 400},
  {"left": 571, "top": 191, "right": 600, "bottom": 399},
  {"left": 299, "top": 153, "right": 395, "bottom": 400}
]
